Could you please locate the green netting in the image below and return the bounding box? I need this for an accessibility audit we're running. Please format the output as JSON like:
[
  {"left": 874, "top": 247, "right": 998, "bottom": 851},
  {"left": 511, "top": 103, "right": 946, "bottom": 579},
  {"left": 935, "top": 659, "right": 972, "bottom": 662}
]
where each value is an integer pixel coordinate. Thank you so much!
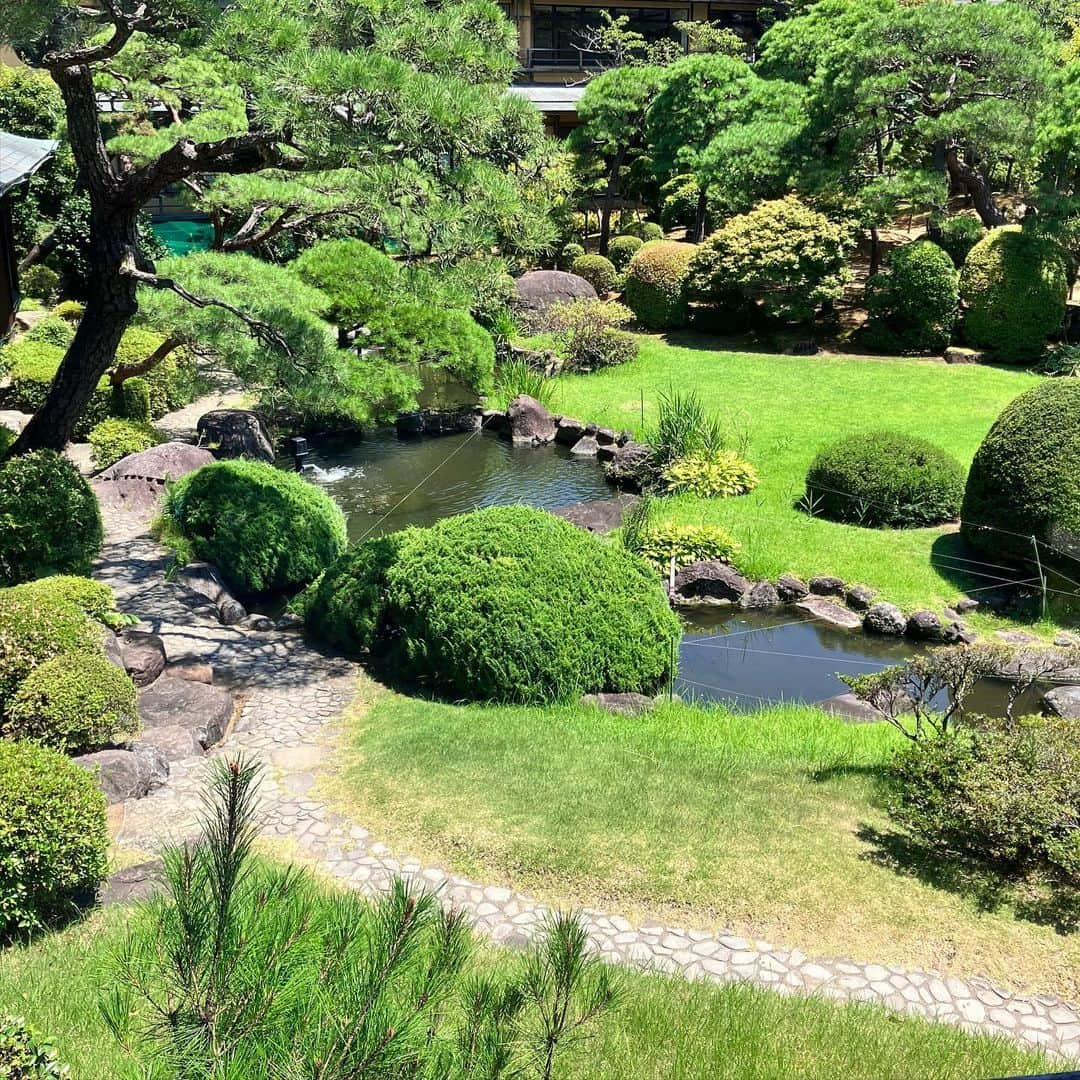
[{"left": 152, "top": 220, "right": 213, "bottom": 256}]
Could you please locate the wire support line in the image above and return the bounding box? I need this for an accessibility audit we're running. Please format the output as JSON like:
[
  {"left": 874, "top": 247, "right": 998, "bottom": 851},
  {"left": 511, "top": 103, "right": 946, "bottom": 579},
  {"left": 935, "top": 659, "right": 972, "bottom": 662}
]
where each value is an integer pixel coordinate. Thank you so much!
[
  {"left": 682, "top": 616, "right": 821, "bottom": 641},
  {"left": 675, "top": 678, "right": 782, "bottom": 704},
  {"left": 680, "top": 640, "right": 895, "bottom": 668}
]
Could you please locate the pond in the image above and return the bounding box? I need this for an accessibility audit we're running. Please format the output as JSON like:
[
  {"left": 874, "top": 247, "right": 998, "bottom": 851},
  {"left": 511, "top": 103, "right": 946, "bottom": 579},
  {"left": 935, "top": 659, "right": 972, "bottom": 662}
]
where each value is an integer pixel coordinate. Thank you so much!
[{"left": 303, "top": 429, "right": 1041, "bottom": 718}]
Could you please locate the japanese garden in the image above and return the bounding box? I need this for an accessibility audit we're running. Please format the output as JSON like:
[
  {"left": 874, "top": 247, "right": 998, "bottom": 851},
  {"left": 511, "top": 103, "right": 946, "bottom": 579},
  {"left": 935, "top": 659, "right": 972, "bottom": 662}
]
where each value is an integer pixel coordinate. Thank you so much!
[{"left": 2, "top": 0, "right": 1080, "bottom": 1075}]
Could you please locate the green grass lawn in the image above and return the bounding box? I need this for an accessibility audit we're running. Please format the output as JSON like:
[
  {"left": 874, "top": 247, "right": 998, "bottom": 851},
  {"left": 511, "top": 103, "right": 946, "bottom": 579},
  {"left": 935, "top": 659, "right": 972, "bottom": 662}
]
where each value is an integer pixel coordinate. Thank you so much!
[
  {"left": 0, "top": 897, "right": 1054, "bottom": 1080},
  {"left": 327, "top": 684, "right": 1080, "bottom": 1003},
  {"left": 552, "top": 338, "right": 1054, "bottom": 625}
]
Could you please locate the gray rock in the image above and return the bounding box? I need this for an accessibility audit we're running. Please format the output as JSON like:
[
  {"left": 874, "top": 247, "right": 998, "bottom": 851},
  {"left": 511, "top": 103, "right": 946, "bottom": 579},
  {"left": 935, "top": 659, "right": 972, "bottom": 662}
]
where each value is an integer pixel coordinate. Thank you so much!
[
  {"left": 102, "top": 631, "right": 125, "bottom": 672},
  {"left": 0, "top": 409, "right": 32, "bottom": 434},
  {"left": 864, "top": 602, "right": 907, "bottom": 636},
  {"left": 98, "top": 441, "right": 214, "bottom": 483},
  {"left": 1054, "top": 632, "right": 1080, "bottom": 648},
  {"left": 596, "top": 427, "right": 618, "bottom": 446},
  {"left": 942, "top": 621, "right": 978, "bottom": 645},
  {"left": 196, "top": 409, "right": 274, "bottom": 462},
  {"left": 555, "top": 417, "right": 586, "bottom": 446},
  {"left": 605, "top": 442, "right": 651, "bottom": 491},
  {"left": 276, "top": 612, "right": 305, "bottom": 632},
  {"left": 845, "top": 584, "right": 875, "bottom": 612},
  {"left": 138, "top": 678, "right": 234, "bottom": 749},
  {"left": 954, "top": 597, "right": 980, "bottom": 614},
  {"left": 118, "top": 629, "right": 167, "bottom": 688},
  {"left": 1043, "top": 685, "right": 1080, "bottom": 720},
  {"left": 175, "top": 563, "right": 247, "bottom": 625},
  {"left": 996, "top": 629, "right": 1040, "bottom": 647},
  {"left": 165, "top": 658, "right": 214, "bottom": 684},
  {"left": 906, "top": 610, "right": 943, "bottom": 641},
  {"left": 740, "top": 580, "right": 781, "bottom": 610},
  {"left": 506, "top": 395, "right": 557, "bottom": 445},
  {"left": 241, "top": 614, "right": 275, "bottom": 632},
  {"left": 674, "top": 562, "right": 750, "bottom": 604},
  {"left": 581, "top": 692, "right": 654, "bottom": 717},
  {"left": 72, "top": 748, "right": 168, "bottom": 804},
  {"left": 776, "top": 574, "right": 810, "bottom": 602},
  {"left": 570, "top": 435, "right": 599, "bottom": 457},
  {"left": 414, "top": 407, "right": 480, "bottom": 437},
  {"left": 809, "top": 576, "right": 845, "bottom": 597},
  {"left": 816, "top": 693, "right": 888, "bottom": 724},
  {"left": 616, "top": 431, "right": 633, "bottom": 447},
  {"left": 553, "top": 496, "right": 638, "bottom": 535},
  {"left": 395, "top": 411, "right": 425, "bottom": 437},
  {"left": 513, "top": 270, "right": 597, "bottom": 324},
  {"left": 98, "top": 860, "right": 165, "bottom": 906},
  {"left": 944, "top": 346, "right": 985, "bottom": 365},
  {"left": 794, "top": 597, "right": 863, "bottom": 630},
  {"left": 133, "top": 725, "right": 202, "bottom": 762},
  {"left": 481, "top": 409, "right": 507, "bottom": 433},
  {"left": 596, "top": 443, "right": 618, "bottom": 463}
]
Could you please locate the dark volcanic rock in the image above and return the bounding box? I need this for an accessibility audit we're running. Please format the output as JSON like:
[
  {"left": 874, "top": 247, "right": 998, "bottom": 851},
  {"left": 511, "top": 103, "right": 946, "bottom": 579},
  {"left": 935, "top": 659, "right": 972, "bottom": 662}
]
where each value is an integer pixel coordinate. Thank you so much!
[
  {"left": 570, "top": 435, "right": 599, "bottom": 457},
  {"left": 133, "top": 725, "right": 203, "bottom": 762},
  {"left": 553, "top": 496, "right": 638, "bottom": 535},
  {"left": 816, "top": 693, "right": 888, "bottom": 724},
  {"left": 740, "top": 580, "right": 781, "bottom": 610},
  {"left": 196, "top": 409, "right": 274, "bottom": 462},
  {"left": 138, "top": 678, "right": 234, "bottom": 749},
  {"left": 864, "top": 602, "right": 907, "bottom": 636},
  {"left": 481, "top": 409, "right": 507, "bottom": 433},
  {"left": 942, "top": 621, "right": 978, "bottom": 645},
  {"left": 555, "top": 417, "right": 586, "bottom": 446},
  {"left": 809, "top": 576, "right": 845, "bottom": 597},
  {"left": 673, "top": 562, "right": 750, "bottom": 604},
  {"left": 98, "top": 860, "right": 166, "bottom": 906},
  {"left": 906, "top": 610, "right": 943, "bottom": 641},
  {"left": 1043, "top": 685, "right": 1080, "bottom": 720},
  {"left": 775, "top": 574, "right": 810, "bottom": 603},
  {"left": 605, "top": 442, "right": 651, "bottom": 491},
  {"left": 845, "top": 584, "right": 876, "bottom": 612},
  {"left": 505, "top": 394, "right": 557, "bottom": 445}
]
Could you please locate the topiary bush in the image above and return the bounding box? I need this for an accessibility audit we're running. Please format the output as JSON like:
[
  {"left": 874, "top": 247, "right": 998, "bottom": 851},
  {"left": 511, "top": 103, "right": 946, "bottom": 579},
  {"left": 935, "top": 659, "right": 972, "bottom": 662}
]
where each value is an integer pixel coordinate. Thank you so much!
[
  {"left": 0, "top": 588, "right": 105, "bottom": 715},
  {"left": 931, "top": 214, "right": 985, "bottom": 268},
  {"left": 622, "top": 240, "right": 696, "bottom": 329},
  {"left": 52, "top": 300, "right": 85, "bottom": 323},
  {"left": 864, "top": 241, "right": 959, "bottom": 354},
  {"left": 114, "top": 375, "right": 151, "bottom": 422},
  {"left": 629, "top": 520, "right": 741, "bottom": 571},
  {"left": 960, "top": 226, "right": 1069, "bottom": 363},
  {"left": 0, "top": 740, "right": 108, "bottom": 934},
  {"left": 608, "top": 234, "right": 644, "bottom": 271},
  {"left": 305, "top": 507, "right": 681, "bottom": 704},
  {"left": 0, "top": 1016, "right": 69, "bottom": 1078},
  {"left": 619, "top": 220, "right": 663, "bottom": 243},
  {"left": 662, "top": 450, "right": 758, "bottom": 498},
  {"left": 7, "top": 575, "right": 119, "bottom": 625},
  {"left": 545, "top": 299, "right": 638, "bottom": 370},
  {"left": 571, "top": 254, "right": 618, "bottom": 295},
  {"left": 0, "top": 451, "right": 103, "bottom": 586},
  {"left": 687, "top": 196, "right": 848, "bottom": 324},
  {"left": 5, "top": 653, "right": 139, "bottom": 752},
  {"left": 164, "top": 459, "right": 348, "bottom": 596},
  {"left": 804, "top": 431, "right": 965, "bottom": 528},
  {"left": 113, "top": 327, "right": 202, "bottom": 417},
  {"left": 89, "top": 417, "right": 163, "bottom": 471},
  {"left": 559, "top": 241, "right": 585, "bottom": 267},
  {"left": 961, "top": 380, "right": 1080, "bottom": 567}
]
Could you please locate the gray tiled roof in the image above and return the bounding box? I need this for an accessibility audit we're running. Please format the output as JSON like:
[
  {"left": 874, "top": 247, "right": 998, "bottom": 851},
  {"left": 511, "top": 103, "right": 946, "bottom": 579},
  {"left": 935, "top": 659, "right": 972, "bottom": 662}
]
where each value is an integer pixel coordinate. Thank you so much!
[{"left": 0, "top": 131, "right": 58, "bottom": 197}]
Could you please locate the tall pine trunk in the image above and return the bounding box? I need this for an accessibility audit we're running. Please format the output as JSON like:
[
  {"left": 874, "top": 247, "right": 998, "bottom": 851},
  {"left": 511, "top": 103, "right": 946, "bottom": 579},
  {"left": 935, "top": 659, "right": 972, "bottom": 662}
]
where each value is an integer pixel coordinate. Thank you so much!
[{"left": 692, "top": 186, "right": 708, "bottom": 244}]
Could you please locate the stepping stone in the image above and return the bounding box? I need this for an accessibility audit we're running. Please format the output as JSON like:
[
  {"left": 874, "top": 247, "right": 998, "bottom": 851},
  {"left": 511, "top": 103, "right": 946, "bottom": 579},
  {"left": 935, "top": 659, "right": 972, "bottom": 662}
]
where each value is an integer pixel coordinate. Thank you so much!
[
  {"left": 581, "top": 692, "right": 654, "bottom": 716},
  {"left": 794, "top": 597, "right": 862, "bottom": 630},
  {"left": 1043, "top": 685, "right": 1080, "bottom": 720},
  {"left": 133, "top": 725, "right": 203, "bottom": 762},
  {"left": 98, "top": 861, "right": 166, "bottom": 906},
  {"left": 138, "top": 678, "right": 234, "bottom": 749},
  {"left": 73, "top": 747, "right": 169, "bottom": 804}
]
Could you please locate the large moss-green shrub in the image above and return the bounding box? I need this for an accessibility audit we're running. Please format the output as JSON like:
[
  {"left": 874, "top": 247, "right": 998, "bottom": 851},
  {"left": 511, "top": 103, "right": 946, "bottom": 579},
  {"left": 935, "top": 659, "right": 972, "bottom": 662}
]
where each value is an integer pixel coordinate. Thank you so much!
[
  {"left": 24, "top": 315, "right": 74, "bottom": 349},
  {"left": 623, "top": 240, "right": 696, "bottom": 329},
  {"left": 961, "top": 380, "right": 1080, "bottom": 566},
  {"left": 805, "top": 431, "right": 965, "bottom": 528},
  {"left": 608, "top": 234, "right": 644, "bottom": 271},
  {"left": 164, "top": 459, "right": 347, "bottom": 596},
  {"left": 688, "top": 196, "right": 848, "bottom": 324},
  {"left": 0, "top": 451, "right": 103, "bottom": 586},
  {"left": 89, "top": 417, "right": 163, "bottom": 471},
  {"left": 960, "top": 226, "right": 1069, "bottom": 363},
  {"left": 6, "top": 576, "right": 118, "bottom": 625},
  {"left": 0, "top": 740, "right": 108, "bottom": 934},
  {"left": 19, "top": 265, "right": 58, "bottom": 302},
  {"left": 864, "top": 241, "right": 959, "bottom": 354},
  {"left": 571, "top": 254, "right": 618, "bottom": 295},
  {"left": 931, "top": 214, "right": 984, "bottom": 268},
  {"left": 0, "top": 341, "right": 111, "bottom": 437},
  {"left": 113, "top": 327, "right": 201, "bottom": 417},
  {"left": 0, "top": 589, "right": 104, "bottom": 714},
  {"left": 113, "top": 375, "right": 151, "bottom": 422},
  {"left": 5, "top": 653, "right": 138, "bottom": 752},
  {"left": 305, "top": 506, "right": 680, "bottom": 703}
]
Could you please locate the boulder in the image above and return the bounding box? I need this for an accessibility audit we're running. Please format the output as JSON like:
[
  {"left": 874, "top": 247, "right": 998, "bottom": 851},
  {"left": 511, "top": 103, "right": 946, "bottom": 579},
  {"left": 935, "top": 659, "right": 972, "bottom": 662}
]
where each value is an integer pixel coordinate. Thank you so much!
[
  {"left": 673, "top": 562, "right": 750, "bottom": 604},
  {"left": 481, "top": 409, "right": 507, "bottom": 433},
  {"left": 553, "top": 496, "right": 638, "bottom": 535},
  {"left": 570, "top": 435, "right": 599, "bottom": 457},
  {"left": 954, "top": 597, "right": 980, "bottom": 614},
  {"left": 174, "top": 563, "right": 247, "bottom": 625},
  {"left": 794, "top": 597, "right": 862, "bottom": 630},
  {"left": 596, "top": 427, "right": 618, "bottom": 446},
  {"left": 596, "top": 443, "right": 618, "bottom": 463},
  {"left": 1055, "top": 632, "right": 1080, "bottom": 648},
  {"left": 816, "top": 693, "right": 889, "bottom": 724},
  {"left": 864, "top": 602, "right": 907, "bottom": 636},
  {"left": 845, "top": 584, "right": 876, "bottom": 612},
  {"left": 102, "top": 631, "right": 125, "bottom": 673},
  {"left": 555, "top": 417, "right": 586, "bottom": 446},
  {"left": 118, "top": 629, "right": 166, "bottom": 688},
  {"left": 906, "top": 610, "right": 943, "bottom": 641},
  {"left": 138, "top": 678, "right": 234, "bottom": 749},
  {"left": 276, "top": 612, "right": 305, "bottom": 632},
  {"left": 581, "top": 692, "right": 654, "bottom": 717},
  {"left": 605, "top": 442, "right": 651, "bottom": 491},
  {"left": 942, "top": 621, "right": 978, "bottom": 645},
  {"left": 513, "top": 270, "right": 597, "bottom": 324},
  {"left": 1043, "top": 685, "right": 1080, "bottom": 720},
  {"left": 944, "top": 346, "right": 985, "bottom": 365},
  {"left": 395, "top": 411, "right": 425, "bottom": 438},
  {"left": 775, "top": 574, "right": 809, "bottom": 603},
  {"left": 740, "top": 580, "right": 781, "bottom": 610},
  {"left": 0, "top": 410, "right": 32, "bottom": 434},
  {"left": 196, "top": 409, "right": 274, "bottom": 462},
  {"left": 241, "top": 614, "right": 275, "bottom": 632},
  {"left": 98, "top": 861, "right": 165, "bottom": 906},
  {"left": 995, "top": 629, "right": 1040, "bottom": 647},
  {"left": 808, "top": 576, "right": 845, "bottom": 597},
  {"left": 97, "top": 441, "right": 214, "bottom": 483},
  {"left": 72, "top": 747, "right": 168, "bottom": 804},
  {"left": 505, "top": 394, "right": 557, "bottom": 445},
  {"left": 133, "top": 725, "right": 202, "bottom": 762}
]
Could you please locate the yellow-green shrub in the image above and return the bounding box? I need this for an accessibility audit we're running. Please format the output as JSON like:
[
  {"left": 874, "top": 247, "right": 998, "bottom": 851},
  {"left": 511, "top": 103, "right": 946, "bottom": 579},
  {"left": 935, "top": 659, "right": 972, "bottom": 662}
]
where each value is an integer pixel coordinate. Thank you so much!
[
  {"left": 663, "top": 450, "right": 758, "bottom": 498},
  {"left": 632, "top": 521, "right": 740, "bottom": 570},
  {"left": 89, "top": 417, "right": 163, "bottom": 471},
  {"left": 623, "top": 240, "right": 696, "bottom": 329}
]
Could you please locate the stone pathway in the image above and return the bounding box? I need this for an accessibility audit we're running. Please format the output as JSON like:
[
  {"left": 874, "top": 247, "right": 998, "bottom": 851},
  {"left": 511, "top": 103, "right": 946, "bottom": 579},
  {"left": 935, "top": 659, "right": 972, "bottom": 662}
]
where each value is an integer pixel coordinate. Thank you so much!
[{"left": 96, "top": 498, "right": 1080, "bottom": 1062}]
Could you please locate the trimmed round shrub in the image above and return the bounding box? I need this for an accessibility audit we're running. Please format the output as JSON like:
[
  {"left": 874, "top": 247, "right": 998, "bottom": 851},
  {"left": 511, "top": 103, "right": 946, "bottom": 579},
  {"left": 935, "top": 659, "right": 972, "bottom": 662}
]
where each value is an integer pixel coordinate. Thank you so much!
[
  {"left": 52, "top": 300, "right": 85, "bottom": 322},
  {"left": 114, "top": 375, "right": 152, "bottom": 421},
  {"left": 5, "top": 653, "right": 138, "bottom": 752},
  {"left": 0, "top": 589, "right": 104, "bottom": 714},
  {"left": 89, "top": 417, "right": 163, "bottom": 471},
  {"left": 571, "top": 254, "right": 618, "bottom": 295},
  {"left": 961, "top": 380, "right": 1080, "bottom": 566},
  {"left": 619, "top": 220, "right": 664, "bottom": 243},
  {"left": 608, "top": 234, "right": 644, "bottom": 271},
  {"left": 113, "top": 327, "right": 201, "bottom": 417},
  {"left": 165, "top": 459, "right": 348, "bottom": 596},
  {"left": 7, "top": 576, "right": 118, "bottom": 625},
  {"left": 560, "top": 241, "right": 585, "bottom": 267},
  {"left": 864, "top": 240, "right": 959, "bottom": 354},
  {"left": 0, "top": 451, "right": 103, "bottom": 586},
  {"left": 931, "top": 215, "right": 984, "bottom": 268},
  {"left": 805, "top": 431, "right": 965, "bottom": 528},
  {"left": 687, "top": 196, "right": 848, "bottom": 324},
  {"left": 960, "top": 226, "right": 1069, "bottom": 363},
  {"left": 623, "top": 240, "right": 696, "bottom": 329},
  {"left": 306, "top": 506, "right": 681, "bottom": 704},
  {"left": 19, "top": 265, "right": 58, "bottom": 302},
  {"left": 0, "top": 740, "right": 108, "bottom": 934},
  {"left": 546, "top": 299, "right": 638, "bottom": 370},
  {"left": 24, "top": 315, "right": 74, "bottom": 349}
]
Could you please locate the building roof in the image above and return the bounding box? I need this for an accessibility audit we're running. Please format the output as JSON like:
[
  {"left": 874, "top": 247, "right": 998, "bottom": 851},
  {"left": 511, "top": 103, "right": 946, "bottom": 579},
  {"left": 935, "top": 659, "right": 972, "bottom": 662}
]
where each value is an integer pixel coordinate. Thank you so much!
[
  {"left": 0, "top": 132, "right": 58, "bottom": 197},
  {"left": 508, "top": 85, "right": 586, "bottom": 113}
]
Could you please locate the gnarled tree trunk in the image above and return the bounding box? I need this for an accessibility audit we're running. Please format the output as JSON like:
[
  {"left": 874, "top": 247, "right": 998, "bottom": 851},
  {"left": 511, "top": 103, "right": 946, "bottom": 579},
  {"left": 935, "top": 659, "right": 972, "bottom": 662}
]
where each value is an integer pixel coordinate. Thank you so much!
[{"left": 944, "top": 147, "right": 1006, "bottom": 229}]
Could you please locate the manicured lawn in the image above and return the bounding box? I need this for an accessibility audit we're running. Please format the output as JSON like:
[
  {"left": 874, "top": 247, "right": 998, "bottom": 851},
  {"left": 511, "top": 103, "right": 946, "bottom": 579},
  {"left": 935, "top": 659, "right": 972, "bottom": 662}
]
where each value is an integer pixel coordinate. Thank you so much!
[
  {"left": 328, "top": 684, "right": 1080, "bottom": 1002},
  {"left": 0, "top": 897, "right": 1054, "bottom": 1079},
  {"left": 553, "top": 338, "right": 1051, "bottom": 623}
]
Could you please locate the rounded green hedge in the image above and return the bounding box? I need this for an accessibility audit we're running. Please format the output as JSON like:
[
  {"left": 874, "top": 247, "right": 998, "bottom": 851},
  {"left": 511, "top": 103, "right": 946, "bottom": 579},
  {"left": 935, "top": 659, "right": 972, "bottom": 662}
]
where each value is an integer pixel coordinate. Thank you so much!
[
  {"left": 0, "top": 590, "right": 104, "bottom": 715},
  {"left": 623, "top": 240, "right": 696, "bottom": 329},
  {"left": 805, "top": 431, "right": 966, "bottom": 529},
  {"left": 0, "top": 342, "right": 111, "bottom": 438},
  {"left": 6, "top": 576, "right": 117, "bottom": 624},
  {"left": 960, "top": 226, "right": 1069, "bottom": 363},
  {"left": 304, "top": 506, "right": 681, "bottom": 703},
  {"left": 0, "top": 451, "right": 103, "bottom": 586},
  {"left": 0, "top": 740, "right": 108, "bottom": 934},
  {"left": 5, "top": 653, "right": 139, "bottom": 753},
  {"left": 931, "top": 215, "right": 984, "bottom": 268},
  {"left": 961, "top": 380, "right": 1080, "bottom": 567},
  {"left": 165, "top": 459, "right": 347, "bottom": 596},
  {"left": 608, "top": 234, "right": 644, "bottom": 271},
  {"left": 864, "top": 240, "right": 959, "bottom": 354},
  {"left": 88, "top": 417, "right": 163, "bottom": 471},
  {"left": 571, "top": 254, "right": 618, "bottom": 295}
]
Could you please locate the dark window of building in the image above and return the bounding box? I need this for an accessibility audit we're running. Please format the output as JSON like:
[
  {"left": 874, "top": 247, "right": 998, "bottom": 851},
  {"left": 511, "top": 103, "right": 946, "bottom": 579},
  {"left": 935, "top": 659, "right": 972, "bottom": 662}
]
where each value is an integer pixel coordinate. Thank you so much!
[
  {"left": 530, "top": 6, "right": 689, "bottom": 67},
  {"left": 705, "top": 4, "right": 764, "bottom": 43}
]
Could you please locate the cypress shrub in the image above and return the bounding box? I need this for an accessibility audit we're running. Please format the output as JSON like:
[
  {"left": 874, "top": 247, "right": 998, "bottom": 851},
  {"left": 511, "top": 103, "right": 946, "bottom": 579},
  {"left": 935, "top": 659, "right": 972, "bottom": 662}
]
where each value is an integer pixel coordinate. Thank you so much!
[
  {"left": 864, "top": 241, "right": 959, "bottom": 354},
  {"left": 623, "top": 240, "right": 696, "bottom": 329}
]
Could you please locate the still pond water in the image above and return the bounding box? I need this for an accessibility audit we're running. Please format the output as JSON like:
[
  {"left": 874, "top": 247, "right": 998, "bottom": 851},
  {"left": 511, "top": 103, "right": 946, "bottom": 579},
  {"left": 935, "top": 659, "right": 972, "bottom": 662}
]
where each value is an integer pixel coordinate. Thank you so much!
[{"left": 303, "top": 429, "right": 1035, "bottom": 716}]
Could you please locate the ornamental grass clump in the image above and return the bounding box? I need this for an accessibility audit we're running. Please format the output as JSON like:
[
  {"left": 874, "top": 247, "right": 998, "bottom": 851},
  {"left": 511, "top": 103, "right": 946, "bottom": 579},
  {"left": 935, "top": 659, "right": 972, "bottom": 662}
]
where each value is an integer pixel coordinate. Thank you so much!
[
  {"left": 163, "top": 459, "right": 347, "bottom": 596},
  {"left": 628, "top": 520, "right": 740, "bottom": 571}
]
